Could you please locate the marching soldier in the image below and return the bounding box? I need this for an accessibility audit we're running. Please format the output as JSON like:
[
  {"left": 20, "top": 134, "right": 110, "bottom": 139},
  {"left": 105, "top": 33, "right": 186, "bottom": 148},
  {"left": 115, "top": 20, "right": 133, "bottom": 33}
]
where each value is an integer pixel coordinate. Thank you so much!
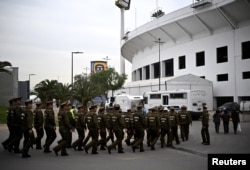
[
  {"left": 67, "top": 104, "right": 76, "bottom": 148},
  {"left": 97, "top": 107, "right": 107, "bottom": 150},
  {"left": 105, "top": 106, "right": 115, "bottom": 145},
  {"left": 124, "top": 109, "right": 133, "bottom": 146},
  {"left": 107, "top": 104, "right": 125, "bottom": 154},
  {"left": 201, "top": 106, "right": 210, "bottom": 145},
  {"left": 84, "top": 104, "right": 99, "bottom": 154},
  {"left": 131, "top": 105, "right": 146, "bottom": 153},
  {"left": 21, "top": 100, "right": 35, "bottom": 158},
  {"left": 43, "top": 101, "right": 57, "bottom": 153},
  {"left": 82, "top": 105, "right": 93, "bottom": 147},
  {"left": 159, "top": 109, "right": 170, "bottom": 148},
  {"left": 53, "top": 101, "right": 73, "bottom": 156},
  {"left": 72, "top": 104, "right": 86, "bottom": 151},
  {"left": 168, "top": 106, "right": 180, "bottom": 147},
  {"left": 33, "top": 102, "right": 44, "bottom": 149},
  {"left": 178, "top": 105, "right": 192, "bottom": 141},
  {"left": 147, "top": 107, "right": 160, "bottom": 150}
]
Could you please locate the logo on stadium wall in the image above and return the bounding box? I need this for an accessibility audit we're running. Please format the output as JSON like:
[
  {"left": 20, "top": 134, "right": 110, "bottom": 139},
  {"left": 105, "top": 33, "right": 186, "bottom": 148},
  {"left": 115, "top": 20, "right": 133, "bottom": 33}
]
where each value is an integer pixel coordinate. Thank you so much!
[{"left": 91, "top": 61, "right": 107, "bottom": 73}]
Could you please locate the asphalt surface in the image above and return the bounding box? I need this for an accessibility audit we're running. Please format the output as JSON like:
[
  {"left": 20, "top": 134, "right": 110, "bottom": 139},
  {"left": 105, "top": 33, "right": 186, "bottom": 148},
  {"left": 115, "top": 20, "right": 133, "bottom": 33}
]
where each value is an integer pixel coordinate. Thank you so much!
[{"left": 0, "top": 113, "right": 249, "bottom": 170}]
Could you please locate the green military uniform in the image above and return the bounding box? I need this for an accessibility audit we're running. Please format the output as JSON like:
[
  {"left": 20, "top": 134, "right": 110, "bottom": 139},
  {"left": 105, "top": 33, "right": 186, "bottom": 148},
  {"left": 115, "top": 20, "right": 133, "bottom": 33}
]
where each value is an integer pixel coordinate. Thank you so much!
[
  {"left": 67, "top": 106, "right": 76, "bottom": 148},
  {"left": 44, "top": 101, "right": 57, "bottom": 153},
  {"left": 131, "top": 105, "right": 146, "bottom": 152},
  {"left": 105, "top": 106, "right": 115, "bottom": 145},
  {"left": 124, "top": 109, "right": 134, "bottom": 146},
  {"left": 159, "top": 110, "right": 170, "bottom": 148},
  {"left": 107, "top": 104, "right": 125, "bottom": 154},
  {"left": 97, "top": 107, "right": 107, "bottom": 150},
  {"left": 168, "top": 107, "right": 180, "bottom": 146},
  {"left": 178, "top": 106, "right": 192, "bottom": 141},
  {"left": 33, "top": 102, "right": 44, "bottom": 149},
  {"left": 84, "top": 104, "right": 99, "bottom": 154},
  {"left": 147, "top": 107, "right": 160, "bottom": 150},
  {"left": 53, "top": 102, "right": 74, "bottom": 156},
  {"left": 21, "top": 100, "right": 35, "bottom": 158},
  {"left": 72, "top": 105, "right": 86, "bottom": 151},
  {"left": 201, "top": 107, "right": 210, "bottom": 145}
]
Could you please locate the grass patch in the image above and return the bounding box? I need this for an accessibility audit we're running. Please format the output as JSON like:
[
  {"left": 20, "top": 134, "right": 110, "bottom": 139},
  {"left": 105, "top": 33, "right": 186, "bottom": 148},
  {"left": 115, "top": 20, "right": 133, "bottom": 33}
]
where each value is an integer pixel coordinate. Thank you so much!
[{"left": 0, "top": 106, "right": 7, "bottom": 124}]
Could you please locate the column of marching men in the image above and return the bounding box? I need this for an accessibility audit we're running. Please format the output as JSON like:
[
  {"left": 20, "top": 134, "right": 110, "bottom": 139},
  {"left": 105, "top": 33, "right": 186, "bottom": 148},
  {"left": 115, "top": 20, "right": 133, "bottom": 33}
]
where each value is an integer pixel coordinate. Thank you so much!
[{"left": 2, "top": 96, "right": 197, "bottom": 158}]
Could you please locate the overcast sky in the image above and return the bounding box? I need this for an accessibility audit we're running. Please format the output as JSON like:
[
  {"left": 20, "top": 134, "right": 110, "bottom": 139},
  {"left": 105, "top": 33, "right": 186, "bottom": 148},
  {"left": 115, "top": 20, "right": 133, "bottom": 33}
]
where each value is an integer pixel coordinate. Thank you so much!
[{"left": 0, "top": 0, "right": 191, "bottom": 89}]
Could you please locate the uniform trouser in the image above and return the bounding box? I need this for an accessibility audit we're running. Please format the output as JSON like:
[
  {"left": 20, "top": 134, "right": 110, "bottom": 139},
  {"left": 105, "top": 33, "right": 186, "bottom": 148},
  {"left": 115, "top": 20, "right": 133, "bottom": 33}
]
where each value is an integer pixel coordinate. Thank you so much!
[
  {"left": 223, "top": 121, "right": 229, "bottom": 133},
  {"left": 232, "top": 121, "right": 238, "bottom": 133},
  {"left": 2, "top": 126, "right": 14, "bottom": 147},
  {"left": 214, "top": 122, "right": 220, "bottom": 133},
  {"left": 106, "top": 129, "right": 114, "bottom": 144},
  {"left": 7, "top": 126, "right": 23, "bottom": 151},
  {"left": 132, "top": 128, "right": 145, "bottom": 150},
  {"left": 35, "top": 127, "right": 44, "bottom": 148},
  {"left": 180, "top": 124, "right": 189, "bottom": 140},
  {"left": 54, "top": 129, "right": 70, "bottom": 154},
  {"left": 44, "top": 127, "right": 57, "bottom": 150},
  {"left": 82, "top": 131, "right": 90, "bottom": 146},
  {"left": 126, "top": 128, "right": 134, "bottom": 141},
  {"left": 169, "top": 125, "right": 180, "bottom": 145},
  {"left": 160, "top": 128, "right": 169, "bottom": 146},
  {"left": 22, "top": 129, "right": 35, "bottom": 154},
  {"left": 148, "top": 128, "right": 159, "bottom": 147},
  {"left": 108, "top": 129, "right": 124, "bottom": 151},
  {"left": 72, "top": 127, "right": 85, "bottom": 148},
  {"left": 85, "top": 129, "right": 99, "bottom": 153},
  {"left": 67, "top": 130, "right": 73, "bottom": 147},
  {"left": 97, "top": 129, "right": 107, "bottom": 148},
  {"left": 201, "top": 125, "right": 210, "bottom": 144}
]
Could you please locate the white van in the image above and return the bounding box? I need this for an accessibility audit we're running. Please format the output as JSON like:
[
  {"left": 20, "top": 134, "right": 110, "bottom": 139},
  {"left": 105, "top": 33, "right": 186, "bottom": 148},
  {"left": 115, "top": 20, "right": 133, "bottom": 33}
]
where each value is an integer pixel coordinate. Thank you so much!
[{"left": 240, "top": 101, "right": 250, "bottom": 111}]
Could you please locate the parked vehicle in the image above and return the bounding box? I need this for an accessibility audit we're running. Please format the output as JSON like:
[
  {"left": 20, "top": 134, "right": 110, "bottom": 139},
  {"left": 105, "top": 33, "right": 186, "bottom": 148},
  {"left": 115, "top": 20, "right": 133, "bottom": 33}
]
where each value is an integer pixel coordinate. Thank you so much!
[
  {"left": 240, "top": 101, "right": 250, "bottom": 111},
  {"left": 113, "top": 93, "right": 143, "bottom": 112},
  {"left": 217, "top": 102, "right": 240, "bottom": 112}
]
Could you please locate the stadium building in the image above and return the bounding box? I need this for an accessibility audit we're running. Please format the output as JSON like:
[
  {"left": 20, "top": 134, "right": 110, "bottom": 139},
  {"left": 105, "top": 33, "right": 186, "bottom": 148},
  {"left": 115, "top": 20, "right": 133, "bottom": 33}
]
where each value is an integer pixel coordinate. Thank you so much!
[{"left": 115, "top": 0, "right": 250, "bottom": 108}]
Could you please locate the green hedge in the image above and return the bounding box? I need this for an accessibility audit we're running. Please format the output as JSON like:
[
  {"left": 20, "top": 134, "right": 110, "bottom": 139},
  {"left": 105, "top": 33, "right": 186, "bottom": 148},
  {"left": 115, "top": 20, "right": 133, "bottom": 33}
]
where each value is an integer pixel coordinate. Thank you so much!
[{"left": 0, "top": 106, "right": 7, "bottom": 124}]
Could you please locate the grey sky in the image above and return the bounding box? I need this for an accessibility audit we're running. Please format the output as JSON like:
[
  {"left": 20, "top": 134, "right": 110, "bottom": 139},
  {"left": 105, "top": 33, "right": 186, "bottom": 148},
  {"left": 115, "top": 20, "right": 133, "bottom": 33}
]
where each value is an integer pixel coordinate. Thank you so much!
[{"left": 0, "top": 0, "right": 191, "bottom": 89}]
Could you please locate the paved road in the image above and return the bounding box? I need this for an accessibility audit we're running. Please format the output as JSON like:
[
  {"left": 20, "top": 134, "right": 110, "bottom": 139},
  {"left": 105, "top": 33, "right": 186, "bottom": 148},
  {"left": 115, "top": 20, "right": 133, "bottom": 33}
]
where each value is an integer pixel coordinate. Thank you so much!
[{"left": 0, "top": 117, "right": 249, "bottom": 170}]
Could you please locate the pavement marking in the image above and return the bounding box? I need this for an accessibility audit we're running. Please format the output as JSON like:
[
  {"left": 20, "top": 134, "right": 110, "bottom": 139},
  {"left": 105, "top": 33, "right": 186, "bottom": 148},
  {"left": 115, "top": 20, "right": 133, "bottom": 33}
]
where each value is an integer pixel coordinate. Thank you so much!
[{"left": 169, "top": 147, "right": 207, "bottom": 158}]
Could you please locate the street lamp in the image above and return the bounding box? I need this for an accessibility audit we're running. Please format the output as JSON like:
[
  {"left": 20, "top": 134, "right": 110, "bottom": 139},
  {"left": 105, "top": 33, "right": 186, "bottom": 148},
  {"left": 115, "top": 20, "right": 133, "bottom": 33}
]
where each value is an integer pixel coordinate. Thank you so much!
[
  {"left": 102, "top": 56, "right": 111, "bottom": 69},
  {"left": 154, "top": 38, "right": 165, "bottom": 91},
  {"left": 115, "top": 0, "right": 131, "bottom": 74},
  {"left": 71, "top": 51, "right": 83, "bottom": 90}
]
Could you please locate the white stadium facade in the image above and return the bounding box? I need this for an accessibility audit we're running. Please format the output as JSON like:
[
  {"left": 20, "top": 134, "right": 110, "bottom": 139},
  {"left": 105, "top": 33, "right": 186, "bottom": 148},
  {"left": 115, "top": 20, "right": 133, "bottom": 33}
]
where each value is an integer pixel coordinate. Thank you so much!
[{"left": 114, "top": 0, "right": 250, "bottom": 109}]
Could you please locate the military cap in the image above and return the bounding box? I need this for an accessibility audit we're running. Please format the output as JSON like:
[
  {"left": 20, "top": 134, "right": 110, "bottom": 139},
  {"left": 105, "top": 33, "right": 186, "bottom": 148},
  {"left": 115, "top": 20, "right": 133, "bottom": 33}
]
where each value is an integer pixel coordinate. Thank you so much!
[
  {"left": 127, "top": 109, "right": 131, "bottom": 112},
  {"left": 181, "top": 105, "right": 187, "bottom": 110},
  {"left": 46, "top": 101, "right": 53, "bottom": 104},
  {"left": 158, "top": 105, "right": 164, "bottom": 110},
  {"left": 203, "top": 106, "right": 207, "bottom": 110},
  {"left": 8, "top": 97, "right": 15, "bottom": 103},
  {"left": 25, "top": 99, "right": 33, "bottom": 104},
  {"left": 15, "top": 97, "right": 22, "bottom": 101},
  {"left": 108, "top": 106, "right": 114, "bottom": 109},
  {"left": 35, "top": 101, "right": 42, "bottom": 106},
  {"left": 99, "top": 107, "right": 104, "bottom": 111},
  {"left": 60, "top": 101, "right": 68, "bottom": 107},
  {"left": 114, "top": 104, "right": 120, "bottom": 108},
  {"left": 91, "top": 103, "right": 98, "bottom": 108},
  {"left": 169, "top": 106, "right": 175, "bottom": 110},
  {"left": 137, "top": 104, "right": 142, "bottom": 108},
  {"left": 77, "top": 104, "right": 84, "bottom": 109}
]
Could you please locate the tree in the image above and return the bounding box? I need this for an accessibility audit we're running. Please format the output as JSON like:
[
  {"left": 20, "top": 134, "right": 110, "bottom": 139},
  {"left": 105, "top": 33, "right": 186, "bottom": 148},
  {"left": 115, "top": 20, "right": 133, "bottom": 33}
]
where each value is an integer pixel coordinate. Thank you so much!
[
  {"left": 72, "top": 74, "right": 100, "bottom": 108},
  {"left": 55, "top": 83, "right": 71, "bottom": 103},
  {"left": 0, "top": 61, "right": 12, "bottom": 74},
  {"left": 34, "top": 79, "right": 59, "bottom": 103}
]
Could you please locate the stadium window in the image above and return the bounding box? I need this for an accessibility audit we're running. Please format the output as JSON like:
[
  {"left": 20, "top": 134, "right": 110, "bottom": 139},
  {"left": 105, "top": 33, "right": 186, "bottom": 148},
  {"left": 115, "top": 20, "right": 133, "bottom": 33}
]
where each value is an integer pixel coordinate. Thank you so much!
[
  {"left": 138, "top": 68, "right": 142, "bottom": 80},
  {"left": 150, "top": 94, "right": 161, "bottom": 99},
  {"left": 217, "top": 46, "right": 228, "bottom": 63},
  {"left": 196, "top": 51, "right": 205, "bottom": 66},
  {"left": 217, "top": 74, "right": 228, "bottom": 82},
  {"left": 154, "top": 62, "right": 160, "bottom": 78},
  {"left": 242, "top": 41, "right": 250, "bottom": 59},
  {"left": 145, "top": 65, "right": 150, "bottom": 80},
  {"left": 200, "top": 76, "right": 205, "bottom": 79},
  {"left": 243, "top": 71, "right": 250, "bottom": 79},
  {"left": 170, "top": 93, "right": 187, "bottom": 99},
  {"left": 165, "top": 58, "right": 174, "bottom": 77},
  {"left": 179, "top": 55, "right": 186, "bottom": 69}
]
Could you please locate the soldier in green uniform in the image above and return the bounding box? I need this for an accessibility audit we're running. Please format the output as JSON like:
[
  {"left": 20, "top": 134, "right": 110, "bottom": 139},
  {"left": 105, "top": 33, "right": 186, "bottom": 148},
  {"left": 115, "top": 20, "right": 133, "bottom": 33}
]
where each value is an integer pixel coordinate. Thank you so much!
[
  {"left": 178, "top": 105, "right": 192, "bottom": 141},
  {"left": 124, "top": 109, "right": 134, "bottom": 146},
  {"left": 84, "top": 104, "right": 99, "bottom": 154},
  {"left": 53, "top": 101, "right": 74, "bottom": 156},
  {"left": 147, "top": 107, "right": 160, "bottom": 150},
  {"left": 201, "top": 106, "right": 210, "bottom": 145},
  {"left": 97, "top": 107, "right": 107, "bottom": 150},
  {"left": 67, "top": 104, "right": 76, "bottom": 148},
  {"left": 107, "top": 104, "right": 125, "bottom": 154},
  {"left": 72, "top": 104, "right": 86, "bottom": 151},
  {"left": 82, "top": 105, "right": 93, "bottom": 147},
  {"left": 159, "top": 109, "right": 170, "bottom": 148},
  {"left": 105, "top": 106, "right": 115, "bottom": 145},
  {"left": 2, "top": 98, "right": 15, "bottom": 150},
  {"left": 33, "top": 102, "right": 44, "bottom": 149},
  {"left": 43, "top": 101, "right": 57, "bottom": 153},
  {"left": 168, "top": 106, "right": 180, "bottom": 147},
  {"left": 21, "top": 100, "right": 35, "bottom": 158},
  {"left": 6, "top": 97, "right": 23, "bottom": 153},
  {"left": 131, "top": 105, "right": 146, "bottom": 153}
]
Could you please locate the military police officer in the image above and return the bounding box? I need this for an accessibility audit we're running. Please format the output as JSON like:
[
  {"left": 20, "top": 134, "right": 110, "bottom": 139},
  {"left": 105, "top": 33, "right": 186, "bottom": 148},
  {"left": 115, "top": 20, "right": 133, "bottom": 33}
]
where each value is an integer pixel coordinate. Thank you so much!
[
  {"left": 124, "top": 109, "right": 134, "bottom": 146},
  {"left": 147, "top": 107, "right": 160, "bottom": 150},
  {"left": 97, "top": 107, "right": 107, "bottom": 150},
  {"left": 33, "top": 102, "right": 44, "bottom": 149},
  {"left": 201, "top": 106, "right": 210, "bottom": 145},
  {"left": 178, "top": 105, "right": 192, "bottom": 141},
  {"left": 159, "top": 109, "right": 170, "bottom": 148},
  {"left": 168, "top": 106, "right": 180, "bottom": 147}
]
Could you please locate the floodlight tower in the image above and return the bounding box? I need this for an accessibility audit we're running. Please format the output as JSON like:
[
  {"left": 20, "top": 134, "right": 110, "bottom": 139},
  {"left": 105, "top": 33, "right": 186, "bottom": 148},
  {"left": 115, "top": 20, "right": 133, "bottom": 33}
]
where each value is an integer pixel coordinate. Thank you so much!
[{"left": 115, "top": 0, "right": 131, "bottom": 74}]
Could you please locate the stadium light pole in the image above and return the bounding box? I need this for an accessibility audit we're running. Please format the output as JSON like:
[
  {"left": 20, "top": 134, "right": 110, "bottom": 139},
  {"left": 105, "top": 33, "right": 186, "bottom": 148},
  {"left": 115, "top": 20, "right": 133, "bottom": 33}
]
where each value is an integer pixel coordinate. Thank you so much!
[
  {"left": 115, "top": 0, "right": 131, "bottom": 74},
  {"left": 71, "top": 51, "right": 83, "bottom": 93},
  {"left": 154, "top": 38, "right": 165, "bottom": 91}
]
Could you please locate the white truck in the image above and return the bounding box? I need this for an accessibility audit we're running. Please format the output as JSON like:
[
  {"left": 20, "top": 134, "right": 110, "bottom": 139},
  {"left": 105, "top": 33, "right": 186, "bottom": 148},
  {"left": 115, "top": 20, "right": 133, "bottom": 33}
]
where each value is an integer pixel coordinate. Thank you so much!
[
  {"left": 113, "top": 93, "right": 143, "bottom": 112},
  {"left": 143, "top": 90, "right": 212, "bottom": 120}
]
